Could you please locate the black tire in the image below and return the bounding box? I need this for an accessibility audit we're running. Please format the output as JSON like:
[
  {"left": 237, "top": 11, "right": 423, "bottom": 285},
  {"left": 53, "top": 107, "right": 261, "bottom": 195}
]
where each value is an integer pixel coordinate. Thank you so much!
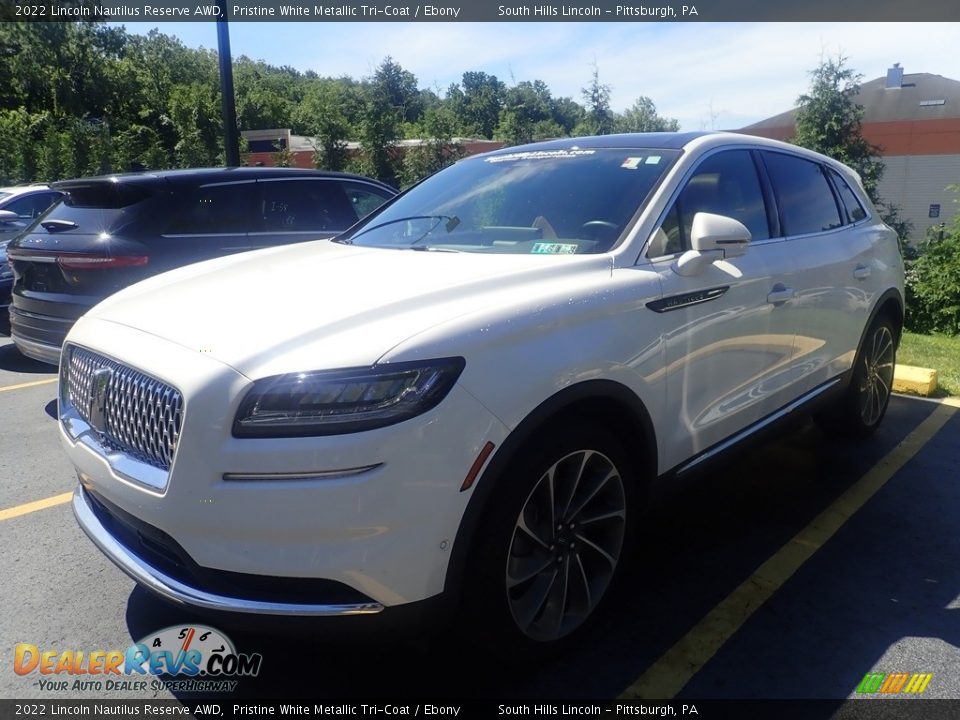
[
  {"left": 461, "top": 423, "right": 639, "bottom": 655},
  {"left": 815, "top": 316, "right": 897, "bottom": 439}
]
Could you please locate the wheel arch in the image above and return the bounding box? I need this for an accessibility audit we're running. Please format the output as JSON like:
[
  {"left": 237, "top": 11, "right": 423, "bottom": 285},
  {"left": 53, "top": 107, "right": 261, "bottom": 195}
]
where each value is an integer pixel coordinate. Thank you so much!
[
  {"left": 443, "top": 379, "right": 657, "bottom": 604},
  {"left": 868, "top": 288, "right": 905, "bottom": 346}
]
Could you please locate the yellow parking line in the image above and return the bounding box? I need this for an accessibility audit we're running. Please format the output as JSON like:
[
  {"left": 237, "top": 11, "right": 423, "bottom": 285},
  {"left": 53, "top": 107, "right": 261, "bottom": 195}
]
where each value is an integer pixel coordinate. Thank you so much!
[
  {"left": 0, "top": 378, "right": 57, "bottom": 393},
  {"left": 0, "top": 492, "right": 73, "bottom": 522},
  {"left": 621, "top": 401, "right": 957, "bottom": 700}
]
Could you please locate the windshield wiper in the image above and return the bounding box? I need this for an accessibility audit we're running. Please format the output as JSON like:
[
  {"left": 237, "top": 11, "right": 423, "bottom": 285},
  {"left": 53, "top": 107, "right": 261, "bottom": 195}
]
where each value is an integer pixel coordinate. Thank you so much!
[
  {"left": 351, "top": 215, "right": 460, "bottom": 245},
  {"left": 407, "top": 245, "right": 462, "bottom": 253}
]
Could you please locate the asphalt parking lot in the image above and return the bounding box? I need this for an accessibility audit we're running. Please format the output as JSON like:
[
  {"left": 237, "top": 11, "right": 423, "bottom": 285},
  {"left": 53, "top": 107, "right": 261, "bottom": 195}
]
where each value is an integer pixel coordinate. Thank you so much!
[{"left": 2, "top": 332, "right": 959, "bottom": 703}]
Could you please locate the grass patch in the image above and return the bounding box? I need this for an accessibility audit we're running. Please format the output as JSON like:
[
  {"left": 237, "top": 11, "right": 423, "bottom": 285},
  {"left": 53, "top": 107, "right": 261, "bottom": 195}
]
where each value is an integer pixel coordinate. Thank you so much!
[{"left": 898, "top": 331, "right": 960, "bottom": 397}]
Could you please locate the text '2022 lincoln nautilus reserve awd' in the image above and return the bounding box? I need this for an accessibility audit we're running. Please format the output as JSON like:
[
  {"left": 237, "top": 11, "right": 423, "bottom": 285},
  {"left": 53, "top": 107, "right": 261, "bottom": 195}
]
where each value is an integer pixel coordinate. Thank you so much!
[{"left": 60, "top": 132, "right": 904, "bottom": 650}]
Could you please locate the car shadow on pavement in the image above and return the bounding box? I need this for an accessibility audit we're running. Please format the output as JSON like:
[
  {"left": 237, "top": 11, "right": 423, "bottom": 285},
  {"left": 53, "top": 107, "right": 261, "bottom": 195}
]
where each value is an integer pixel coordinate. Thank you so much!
[
  {"left": 119, "top": 399, "right": 953, "bottom": 703},
  {"left": 0, "top": 342, "right": 56, "bottom": 374},
  {"left": 123, "top": 586, "right": 541, "bottom": 701}
]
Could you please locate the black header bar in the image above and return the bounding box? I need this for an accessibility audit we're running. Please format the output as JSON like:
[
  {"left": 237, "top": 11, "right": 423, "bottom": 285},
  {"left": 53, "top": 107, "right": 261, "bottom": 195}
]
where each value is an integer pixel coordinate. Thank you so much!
[{"left": 7, "top": 0, "right": 960, "bottom": 22}]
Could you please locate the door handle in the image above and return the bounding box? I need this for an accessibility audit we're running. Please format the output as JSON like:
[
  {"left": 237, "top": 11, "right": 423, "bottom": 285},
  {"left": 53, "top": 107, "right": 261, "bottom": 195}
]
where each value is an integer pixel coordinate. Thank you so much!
[
  {"left": 853, "top": 264, "right": 871, "bottom": 280},
  {"left": 766, "top": 285, "right": 795, "bottom": 306}
]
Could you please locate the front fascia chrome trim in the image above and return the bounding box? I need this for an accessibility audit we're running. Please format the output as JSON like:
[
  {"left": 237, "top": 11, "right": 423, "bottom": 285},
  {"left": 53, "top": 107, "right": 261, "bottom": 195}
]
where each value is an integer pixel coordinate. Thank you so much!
[
  {"left": 72, "top": 488, "right": 385, "bottom": 616},
  {"left": 61, "top": 408, "right": 170, "bottom": 492},
  {"left": 223, "top": 464, "right": 383, "bottom": 482},
  {"left": 675, "top": 377, "right": 843, "bottom": 477}
]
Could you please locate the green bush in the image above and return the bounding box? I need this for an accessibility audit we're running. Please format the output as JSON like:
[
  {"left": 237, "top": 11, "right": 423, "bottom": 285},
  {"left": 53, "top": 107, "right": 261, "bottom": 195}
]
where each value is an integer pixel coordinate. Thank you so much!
[{"left": 905, "top": 222, "right": 960, "bottom": 335}]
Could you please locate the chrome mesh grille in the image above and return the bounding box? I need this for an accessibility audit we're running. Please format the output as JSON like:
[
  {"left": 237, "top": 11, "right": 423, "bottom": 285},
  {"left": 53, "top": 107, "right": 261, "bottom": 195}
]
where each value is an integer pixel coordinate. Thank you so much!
[{"left": 65, "top": 346, "right": 183, "bottom": 471}]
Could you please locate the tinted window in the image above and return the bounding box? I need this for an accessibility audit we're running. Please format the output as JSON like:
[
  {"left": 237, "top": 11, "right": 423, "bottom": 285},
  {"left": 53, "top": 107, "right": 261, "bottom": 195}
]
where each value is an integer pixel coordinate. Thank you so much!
[
  {"left": 347, "top": 148, "right": 679, "bottom": 255},
  {"left": 342, "top": 181, "right": 392, "bottom": 220},
  {"left": 64, "top": 184, "right": 150, "bottom": 209},
  {"left": 167, "top": 183, "right": 254, "bottom": 235},
  {"left": 649, "top": 150, "right": 768, "bottom": 257},
  {"left": 763, "top": 152, "right": 842, "bottom": 236},
  {"left": 257, "top": 179, "right": 358, "bottom": 233},
  {"left": 828, "top": 168, "right": 867, "bottom": 223}
]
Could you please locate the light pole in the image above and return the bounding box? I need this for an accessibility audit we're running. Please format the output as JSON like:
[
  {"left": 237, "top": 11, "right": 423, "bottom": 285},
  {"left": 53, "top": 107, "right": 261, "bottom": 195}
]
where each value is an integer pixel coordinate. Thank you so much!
[{"left": 216, "top": 0, "right": 241, "bottom": 167}]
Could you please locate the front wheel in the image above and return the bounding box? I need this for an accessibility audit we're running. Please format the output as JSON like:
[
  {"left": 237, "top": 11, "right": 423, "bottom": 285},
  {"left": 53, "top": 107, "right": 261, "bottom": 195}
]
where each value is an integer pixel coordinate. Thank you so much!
[
  {"left": 816, "top": 317, "right": 897, "bottom": 438},
  {"left": 463, "top": 425, "right": 638, "bottom": 652}
]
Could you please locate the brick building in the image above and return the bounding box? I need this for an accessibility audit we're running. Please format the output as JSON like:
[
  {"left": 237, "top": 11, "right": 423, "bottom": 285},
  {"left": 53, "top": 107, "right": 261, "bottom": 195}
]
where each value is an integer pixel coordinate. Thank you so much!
[{"left": 738, "top": 65, "right": 960, "bottom": 240}]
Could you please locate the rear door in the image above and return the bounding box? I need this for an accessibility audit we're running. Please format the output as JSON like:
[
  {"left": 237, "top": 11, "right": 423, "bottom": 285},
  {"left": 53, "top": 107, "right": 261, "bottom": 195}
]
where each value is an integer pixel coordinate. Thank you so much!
[
  {"left": 156, "top": 181, "right": 257, "bottom": 271},
  {"left": 645, "top": 148, "right": 801, "bottom": 469},
  {"left": 759, "top": 151, "right": 876, "bottom": 394}
]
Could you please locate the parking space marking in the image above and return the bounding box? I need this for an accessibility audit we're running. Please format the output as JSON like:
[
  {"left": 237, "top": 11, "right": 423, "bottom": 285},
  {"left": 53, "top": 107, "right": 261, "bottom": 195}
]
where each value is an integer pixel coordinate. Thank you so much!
[
  {"left": 620, "top": 401, "right": 957, "bottom": 700},
  {"left": 0, "top": 492, "right": 73, "bottom": 522},
  {"left": 0, "top": 378, "right": 57, "bottom": 393}
]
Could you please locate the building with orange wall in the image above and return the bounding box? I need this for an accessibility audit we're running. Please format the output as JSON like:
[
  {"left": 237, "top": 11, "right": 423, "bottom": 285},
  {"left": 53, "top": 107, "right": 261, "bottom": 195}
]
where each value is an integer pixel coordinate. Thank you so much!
[{"left": 738, "top": 65, "right": 960, "bottom": 241}]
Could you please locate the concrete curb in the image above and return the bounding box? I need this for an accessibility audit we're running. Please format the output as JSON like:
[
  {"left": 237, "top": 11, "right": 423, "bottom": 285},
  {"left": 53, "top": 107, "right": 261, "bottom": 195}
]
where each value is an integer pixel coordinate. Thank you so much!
[{"left": 893, "top": 365, "right": 939, "bottom": 397}]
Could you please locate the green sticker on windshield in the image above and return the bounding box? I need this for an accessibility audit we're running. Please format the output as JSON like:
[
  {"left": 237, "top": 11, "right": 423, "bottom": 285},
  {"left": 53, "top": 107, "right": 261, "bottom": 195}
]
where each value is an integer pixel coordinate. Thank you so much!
[{"left": 532, "top": 242, "right": 578, "bottom": 255}]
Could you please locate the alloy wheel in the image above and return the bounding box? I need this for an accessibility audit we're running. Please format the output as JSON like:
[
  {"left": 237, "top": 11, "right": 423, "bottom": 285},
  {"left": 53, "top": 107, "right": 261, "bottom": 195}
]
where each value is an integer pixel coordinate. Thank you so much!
[
  {"left": 858, "top": 324, "right": 895, "bottom": 427},
  {"left": 505, "top": 449, "right": 626, "bottom": 642}
]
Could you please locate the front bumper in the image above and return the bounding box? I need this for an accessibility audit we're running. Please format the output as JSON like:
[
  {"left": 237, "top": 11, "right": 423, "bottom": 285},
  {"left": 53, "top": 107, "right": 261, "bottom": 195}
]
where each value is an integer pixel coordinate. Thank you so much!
[{"left": 73, "top": 486, "right": 384, "bottom": 616}]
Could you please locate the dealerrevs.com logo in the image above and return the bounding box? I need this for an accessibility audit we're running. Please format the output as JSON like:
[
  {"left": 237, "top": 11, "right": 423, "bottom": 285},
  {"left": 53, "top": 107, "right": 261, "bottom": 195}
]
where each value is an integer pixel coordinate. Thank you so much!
[{"left": 14, "top": 625, "right": 262, "bottom": 693}]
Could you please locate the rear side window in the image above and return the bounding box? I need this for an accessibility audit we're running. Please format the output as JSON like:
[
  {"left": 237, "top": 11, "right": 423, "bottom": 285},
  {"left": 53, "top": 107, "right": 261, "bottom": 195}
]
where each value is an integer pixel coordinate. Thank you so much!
[
  {"left": 167, "top": 183, "right": 254, "bottom": 235},
  {"left": 342, "top": 181, "right": 393, "bottom": 220},
  {"left": 827, "top": 168, "right": 867, "bottom": 223},
  {"left": 762, "top": 152, "right": 842, "bottom": 236},
  {"left": 43, "top": 184, "right": 151, "bottom": 233},
  {"left": 257, "top": 179, "right": 359, "bottom": 233},
  {"left": 63, "top": 184, "right": 150, "bottom": 209},
  {"left": 649, "top": 149, "right": 769, "bottom": 257}
]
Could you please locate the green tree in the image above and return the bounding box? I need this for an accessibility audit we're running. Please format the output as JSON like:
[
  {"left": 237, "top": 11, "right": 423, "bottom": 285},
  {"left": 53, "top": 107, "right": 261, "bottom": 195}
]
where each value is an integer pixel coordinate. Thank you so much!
[
  {"left": 399, "top": 105, "right": 466, "bottom": 188},
  {"left": 616, "top": 96, "right": 680, "bottom": 133},
  {"left": 905, "top": 192, "right": 960, "bottom": 335},
  {"left": 577, "top": 63, "right": 614, "bottom": 136},
  {"left": 352, "top": 58, "right": 419, "bottom": 185},
  {"left": 448, "top": 71, "right": 505, "bottom": 139},
  {"left": 496, "top": 80, "right": 557, "bottom": 146}
]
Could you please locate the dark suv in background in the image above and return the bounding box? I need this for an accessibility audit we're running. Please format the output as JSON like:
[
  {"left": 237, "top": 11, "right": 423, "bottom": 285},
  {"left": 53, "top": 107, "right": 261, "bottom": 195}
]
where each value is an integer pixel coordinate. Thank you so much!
[{"left": 7, "top": 167, "right": 396, "bottom": 363}]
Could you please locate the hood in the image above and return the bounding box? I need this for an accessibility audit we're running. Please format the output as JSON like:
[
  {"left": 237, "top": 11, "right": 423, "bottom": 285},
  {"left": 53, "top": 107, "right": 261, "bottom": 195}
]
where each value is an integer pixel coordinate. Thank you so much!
[{"left": 87, "top": 239, "right": 611, "bottom": 378}]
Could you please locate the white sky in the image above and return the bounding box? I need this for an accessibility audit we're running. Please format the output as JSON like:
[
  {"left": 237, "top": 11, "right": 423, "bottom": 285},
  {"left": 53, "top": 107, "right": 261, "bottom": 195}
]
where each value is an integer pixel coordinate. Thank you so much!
[{"left": 115, "top": 22, "right": 960, "bottom": 131}]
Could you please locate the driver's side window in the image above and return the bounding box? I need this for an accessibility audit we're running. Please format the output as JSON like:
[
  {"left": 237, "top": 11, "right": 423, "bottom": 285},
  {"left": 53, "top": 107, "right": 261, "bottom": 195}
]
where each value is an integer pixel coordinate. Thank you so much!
[{"left": 647, "top": 149, "right": 770, "bottom": 258}]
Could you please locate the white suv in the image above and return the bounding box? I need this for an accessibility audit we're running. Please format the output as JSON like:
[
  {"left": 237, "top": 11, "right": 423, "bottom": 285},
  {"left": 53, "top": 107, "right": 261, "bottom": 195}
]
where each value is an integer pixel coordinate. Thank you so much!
[{"left": 61, "top": 132, "right": 904, "bottom": 649}]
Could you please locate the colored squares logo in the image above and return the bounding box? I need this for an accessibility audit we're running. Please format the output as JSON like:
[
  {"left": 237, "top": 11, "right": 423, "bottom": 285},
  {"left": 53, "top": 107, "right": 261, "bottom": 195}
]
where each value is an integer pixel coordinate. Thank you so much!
[{"left": 856, "top": 672, "right": 932, "bottom": 695}]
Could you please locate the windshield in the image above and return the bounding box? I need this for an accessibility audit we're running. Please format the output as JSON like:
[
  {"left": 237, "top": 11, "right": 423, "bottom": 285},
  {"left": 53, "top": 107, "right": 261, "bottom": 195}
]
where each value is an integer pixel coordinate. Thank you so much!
[{"left": 344, "top": 148, "right": 679, "bottom": 255}]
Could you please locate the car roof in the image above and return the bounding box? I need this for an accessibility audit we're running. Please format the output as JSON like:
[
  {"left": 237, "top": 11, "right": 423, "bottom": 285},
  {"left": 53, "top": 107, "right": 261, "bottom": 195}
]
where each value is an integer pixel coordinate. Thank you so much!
[
  {"left": 486, "top": 132, "right": 712, "bottom": 156},
  {"left": 0, "top": 184, "right": 54, "bottom": 196},
  {"left": 51, "top": 167, "right": 396, "bottom": 192}
]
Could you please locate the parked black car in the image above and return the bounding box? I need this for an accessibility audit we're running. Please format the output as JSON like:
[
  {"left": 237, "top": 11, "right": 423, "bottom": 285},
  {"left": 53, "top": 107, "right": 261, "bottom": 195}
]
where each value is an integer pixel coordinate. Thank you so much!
[{"left": 7, "top": 167, "right": 396, "bottom": 363}]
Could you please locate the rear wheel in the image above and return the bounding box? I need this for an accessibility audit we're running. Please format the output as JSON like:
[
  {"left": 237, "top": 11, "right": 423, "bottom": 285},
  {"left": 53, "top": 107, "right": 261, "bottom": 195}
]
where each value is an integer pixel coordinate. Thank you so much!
[
  {"left": 816, "top": 317, "right": 897, "bottom": 438},
  {"left": 464, "top": 424, "right": 638, "bottom": 652}
]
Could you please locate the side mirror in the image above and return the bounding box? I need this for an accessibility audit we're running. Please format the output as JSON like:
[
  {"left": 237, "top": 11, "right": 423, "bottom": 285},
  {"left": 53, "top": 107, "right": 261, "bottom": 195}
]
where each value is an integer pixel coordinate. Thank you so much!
[
  {"left": 673, "top": 212, "right": 751, "bottom": 276},
  {"left": 0, "top": 210, "right": 19, "bottom": 223}
]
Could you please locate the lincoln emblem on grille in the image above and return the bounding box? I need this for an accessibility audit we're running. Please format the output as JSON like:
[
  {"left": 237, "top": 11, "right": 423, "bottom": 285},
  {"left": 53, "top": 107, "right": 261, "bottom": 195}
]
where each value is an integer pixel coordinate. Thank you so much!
[{"left": 87, "top": 367, "right": 113, "bottom": 437}]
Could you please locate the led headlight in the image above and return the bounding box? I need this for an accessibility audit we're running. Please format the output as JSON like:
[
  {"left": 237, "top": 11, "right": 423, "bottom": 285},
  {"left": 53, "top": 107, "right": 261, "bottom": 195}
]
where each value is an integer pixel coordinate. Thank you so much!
[{"left": 233, "top": 357, "right": 465, "bottom": 437}]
